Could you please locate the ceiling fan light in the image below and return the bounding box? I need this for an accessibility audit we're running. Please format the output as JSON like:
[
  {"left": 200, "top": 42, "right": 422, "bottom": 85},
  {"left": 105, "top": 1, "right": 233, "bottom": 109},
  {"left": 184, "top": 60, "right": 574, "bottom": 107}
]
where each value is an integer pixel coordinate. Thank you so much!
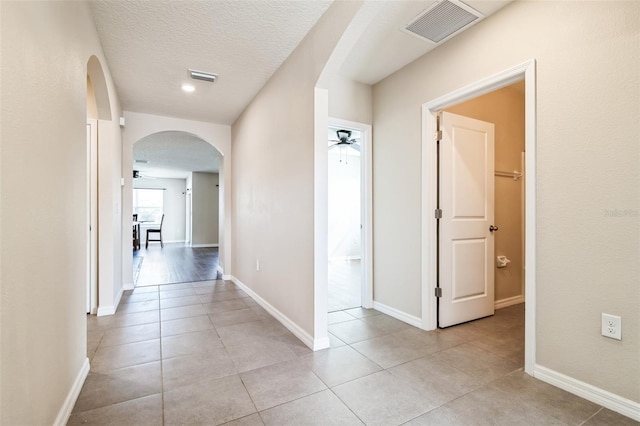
[{"left": 337, "top": 129, "right": 351, "bottom": 140}]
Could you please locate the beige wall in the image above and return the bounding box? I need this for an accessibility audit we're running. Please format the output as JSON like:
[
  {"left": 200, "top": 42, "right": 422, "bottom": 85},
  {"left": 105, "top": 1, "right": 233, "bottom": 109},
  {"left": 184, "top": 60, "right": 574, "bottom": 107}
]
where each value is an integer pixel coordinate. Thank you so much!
[
  {"left": 231, "top": 1, "right": 363, "bottom": 338},
  {"left": 372, "top": 1, "right": 639, "bottom": 402},
  {"left": 328, "top": 74, "right": 372, "bottom": 125},
  {"left": 134, "top": 178, "right": 187, "bottom": 244},
  {"left": 446, "top": 84, "right": 525, "bottom": 303},
  {"left": 191, "top": 172, "right": 219, "bottom": 246},
  {"left": 122, "top": 111, "right": 231, "bottom": 284},
  {"left": 0, "top": 1, "right": 123, "bottom": 423}
]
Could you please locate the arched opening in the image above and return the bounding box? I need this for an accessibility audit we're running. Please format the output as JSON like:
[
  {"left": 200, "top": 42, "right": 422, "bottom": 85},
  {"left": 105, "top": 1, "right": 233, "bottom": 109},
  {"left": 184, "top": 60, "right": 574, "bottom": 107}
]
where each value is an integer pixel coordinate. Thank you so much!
[
  {"left": 86, "top": 55, "right": 113, "bottom": 360},
  {"left": 86, "top": 76, "right": 99, "bottom": 314},
  {"left": 132, "top": 131, "right": 223, "bottom": 286}
]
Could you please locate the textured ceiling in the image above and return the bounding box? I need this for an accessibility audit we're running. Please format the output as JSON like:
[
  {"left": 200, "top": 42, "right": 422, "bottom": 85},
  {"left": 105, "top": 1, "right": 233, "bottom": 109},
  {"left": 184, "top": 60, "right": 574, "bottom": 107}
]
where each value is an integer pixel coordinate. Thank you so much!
[
  {"left": 133, "top": 131, "right": 221, "bottom": 178},
  {"left": 90, "top": 0, "right": 332, "bottom": 124},
  {"left": 94, "top": 0, "right": 512, "bottom": 177},
  {"left": 339, "top": 0, "right": 512, "bottom": 85}
]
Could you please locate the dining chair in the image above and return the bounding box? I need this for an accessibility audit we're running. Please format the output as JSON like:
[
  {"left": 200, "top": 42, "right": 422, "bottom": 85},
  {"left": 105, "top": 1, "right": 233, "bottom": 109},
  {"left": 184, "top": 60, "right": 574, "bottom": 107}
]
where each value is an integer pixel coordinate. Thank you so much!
[
  {"left": 132, "top": 214, "right": 140, "bottom": 250},
  {"left": 146, "top": 214, "right": 164, "bottom": 248}
]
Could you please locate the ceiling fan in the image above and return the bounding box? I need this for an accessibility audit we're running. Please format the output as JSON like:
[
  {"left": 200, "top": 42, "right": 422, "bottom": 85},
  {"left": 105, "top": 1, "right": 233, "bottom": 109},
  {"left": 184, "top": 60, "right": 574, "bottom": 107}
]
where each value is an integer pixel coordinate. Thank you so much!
[
  {"left": 132, "top": 170, "right": 157, "bottom": 179},
  {"left": 328, "top": 129, "right": 360, "bottom": 152}
]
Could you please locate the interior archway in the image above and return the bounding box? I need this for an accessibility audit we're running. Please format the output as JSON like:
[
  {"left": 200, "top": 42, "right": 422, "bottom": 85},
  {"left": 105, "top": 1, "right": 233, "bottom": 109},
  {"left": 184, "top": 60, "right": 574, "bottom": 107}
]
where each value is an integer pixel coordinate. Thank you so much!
[{"left": 131, "top": 131, "right": 223, "bottom": 286}]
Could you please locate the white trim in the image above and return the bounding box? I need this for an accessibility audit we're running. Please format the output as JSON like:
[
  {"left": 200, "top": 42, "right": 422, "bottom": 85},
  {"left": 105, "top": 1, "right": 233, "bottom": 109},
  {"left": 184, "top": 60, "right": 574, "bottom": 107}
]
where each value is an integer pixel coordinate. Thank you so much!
[
  {"left": 97, "top": 285, "right": 124, "bottom": 316},
  {"left": 494, "top": 295, "right": 525, "bottom": 310},
  {"left": 123, "top": 281, "right": 134, "bottom": 291},
  {"left": 313, "top": 88, "right": 330, "bottom": 348},
  {"left": 421, "top": 59, "right": 537, "bottom": 375},
  {"left": 327, "top": 116, "right": 374, "bottom": 310},
  {"left": 534, "top": 365, "right": 640, "bottom": 422},
  {"left": 231, "top": 276, "right": 326, "bottom": 350},
  {"left": 53, "top": 357, "right": 90, "bottom": 426},
  {"left": 163, "top": 239, "right": 186, "bottom": 244},
  {"left": 222, "top": 274, "right": 232, "bottom": 281},
  {"left": 190, "top": 243, "right": 219, "bottom": 248},
  {"left": 372, "top": 301, "right": 422, "bottom": 328},
  {"left": 97, "top": 306, "right": 115, "bottom": 316}
]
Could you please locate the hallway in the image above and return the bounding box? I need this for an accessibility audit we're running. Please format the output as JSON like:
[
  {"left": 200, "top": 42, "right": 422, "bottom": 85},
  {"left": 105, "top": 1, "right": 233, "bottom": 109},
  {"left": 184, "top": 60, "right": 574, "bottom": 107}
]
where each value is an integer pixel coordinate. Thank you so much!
[{"left": 74, "top": 295, "right": 631, "bottom": 425}]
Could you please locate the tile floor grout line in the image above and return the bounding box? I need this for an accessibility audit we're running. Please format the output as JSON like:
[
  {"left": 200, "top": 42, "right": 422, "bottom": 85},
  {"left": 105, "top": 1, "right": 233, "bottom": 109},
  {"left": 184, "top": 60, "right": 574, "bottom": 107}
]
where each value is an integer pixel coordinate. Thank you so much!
[
  {"left": 577, "top": 406, "right": 604, "bottom": 426},
  {"left": 156, "top": 285, "right": 167, "bottom": 426},
  {"left": 327, "top": 386, "right": 368, "bottom": 425}
]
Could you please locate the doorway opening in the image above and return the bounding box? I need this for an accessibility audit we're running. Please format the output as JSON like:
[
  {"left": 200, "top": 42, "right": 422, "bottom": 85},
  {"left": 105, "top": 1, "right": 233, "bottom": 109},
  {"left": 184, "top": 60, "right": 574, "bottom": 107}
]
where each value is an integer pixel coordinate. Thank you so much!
[
  {"left": 422, "top": 60, "right": 537, "bottom": 373},
  {"left": 86, "top": 78, "right": 98, "bottom": 315},
  {"left": 327, "top": 118, "right": 374, "bottom": 315},
  {"left": 85, "top": 55, "right": 112, "bottom": 316},
  {"left": 327, "top": 126, "right": 363, "bottom": 312},
  {"left": 132, "top": 131, "right": 223, "bottom": 287}
]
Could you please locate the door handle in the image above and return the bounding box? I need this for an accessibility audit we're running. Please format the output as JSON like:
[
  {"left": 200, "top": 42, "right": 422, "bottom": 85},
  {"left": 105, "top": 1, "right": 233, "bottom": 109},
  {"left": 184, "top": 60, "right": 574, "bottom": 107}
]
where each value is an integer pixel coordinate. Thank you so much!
[{"left": 489, "top": 225, "right": 499, "bottom": 232}]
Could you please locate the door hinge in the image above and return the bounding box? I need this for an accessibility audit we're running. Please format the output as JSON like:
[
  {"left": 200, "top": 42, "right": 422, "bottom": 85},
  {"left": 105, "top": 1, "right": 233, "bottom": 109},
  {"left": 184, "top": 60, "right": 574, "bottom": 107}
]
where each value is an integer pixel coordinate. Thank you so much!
[
  {"left": 435, "top": 287, "right": 442, "bottom": 298},
  {"left": 435, "top": 130, "right": 442, "bottom": 141},
  {"left": 435, "top": 209, "right": 442, "bottom": 219}
]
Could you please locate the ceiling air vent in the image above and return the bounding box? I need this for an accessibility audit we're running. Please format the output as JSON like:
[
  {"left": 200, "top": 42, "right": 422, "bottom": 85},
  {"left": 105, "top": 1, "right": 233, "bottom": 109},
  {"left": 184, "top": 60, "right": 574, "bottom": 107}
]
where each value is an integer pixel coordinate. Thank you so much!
[
  {"left": 403, "top": 0, "right": 483, "bottom": 44},
  {"left": 189, "top": 69, "right": 218, "bottom": 83}
]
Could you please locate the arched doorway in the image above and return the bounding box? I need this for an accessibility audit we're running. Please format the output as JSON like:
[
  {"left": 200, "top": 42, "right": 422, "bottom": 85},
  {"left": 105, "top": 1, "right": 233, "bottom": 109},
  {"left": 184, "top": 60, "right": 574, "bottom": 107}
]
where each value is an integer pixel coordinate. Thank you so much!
[
  {"left": 86, "top": 56, "right": 112, "bottom": 314},
  {"left": 131, "top": 131, "right": 223, "bottom": 286}
]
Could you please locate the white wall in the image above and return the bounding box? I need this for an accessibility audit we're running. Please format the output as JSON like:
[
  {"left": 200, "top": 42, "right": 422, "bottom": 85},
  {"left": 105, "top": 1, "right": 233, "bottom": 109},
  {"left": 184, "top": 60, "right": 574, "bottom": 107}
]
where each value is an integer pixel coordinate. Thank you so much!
[
  {"left": 191, "top": 172, "right": 219, "bottom": 246},
  {"left": 0, "top": 1, "right": 123, "bottom": 423},
  {"left": 231, "top": 1, "right": 364, "bottom": 342},
  {"left": 133, "top": 177, "right": 187, "bottom": 244},
  {"left": 373, "top": 1, "right": 639, "bottom": 403}
]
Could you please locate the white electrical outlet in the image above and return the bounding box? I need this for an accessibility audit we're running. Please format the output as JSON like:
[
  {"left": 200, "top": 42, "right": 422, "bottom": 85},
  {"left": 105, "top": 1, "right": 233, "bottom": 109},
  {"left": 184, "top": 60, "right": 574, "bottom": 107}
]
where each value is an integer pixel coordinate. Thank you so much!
[{"left": 601, "top": 313, "right": 622, "bottom": 340}]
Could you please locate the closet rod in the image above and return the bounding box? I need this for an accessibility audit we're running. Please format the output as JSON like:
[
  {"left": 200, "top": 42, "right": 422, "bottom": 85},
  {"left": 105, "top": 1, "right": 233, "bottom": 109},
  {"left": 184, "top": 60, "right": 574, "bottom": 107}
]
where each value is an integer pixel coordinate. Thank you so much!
[{"left": 495, "top": 170, "right": 522, "bottom": 181}]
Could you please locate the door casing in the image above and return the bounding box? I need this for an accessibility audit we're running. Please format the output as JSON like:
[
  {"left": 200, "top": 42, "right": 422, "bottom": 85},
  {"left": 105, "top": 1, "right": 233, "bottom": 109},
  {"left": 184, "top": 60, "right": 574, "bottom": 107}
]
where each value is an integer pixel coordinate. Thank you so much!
[{"left": 421, "top": 59, "right": 537, "bottom": 374}]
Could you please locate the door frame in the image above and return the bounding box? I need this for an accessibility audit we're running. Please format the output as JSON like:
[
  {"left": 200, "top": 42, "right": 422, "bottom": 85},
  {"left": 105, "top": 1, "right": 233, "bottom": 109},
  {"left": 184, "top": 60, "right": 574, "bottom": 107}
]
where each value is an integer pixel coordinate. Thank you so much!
[
  {"left": 327, "top": 117, "right": 374, "bottom": 310},
  {"left": 86, "top": 119, "right": 98, "bottom": 315},
  {"left": 421, "top": 59, "right": 537, "bottom": 374}
]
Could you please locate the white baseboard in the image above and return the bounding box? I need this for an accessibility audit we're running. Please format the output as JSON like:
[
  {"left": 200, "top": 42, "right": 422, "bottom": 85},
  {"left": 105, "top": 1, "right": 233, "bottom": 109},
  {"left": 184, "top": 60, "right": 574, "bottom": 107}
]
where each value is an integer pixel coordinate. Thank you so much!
[
  {"left": 222, "top": 274, "right": 232, "bottom": 281},
  {"left": 53, "top": 357, "right": 90, "bottom": 426},
  {"left": 123, "top": 281, "right": 134, "bottom": 291},
  {"left": 190, "top": 243, "right": 219, "bottom": 248},
  {"left": 97, "top": 306, "right": 115, "bottom": 316},
  {"left": 164, "top": 240, "right": 186, "bottom": 244},
  {"left": 495, "top": 294, "right": 525, "bottom": 310},
  {"left": 534, "top": 364, "right": 640, "bottom": 421},
  {"left": 97, "top": 286, "right": 124, "bottom": 316},
  {"left": 372, "top": 301, "right": 422, "bottom": 328},
  {"left": 230, "top": 275, "right": 317, "bottom": 350}
]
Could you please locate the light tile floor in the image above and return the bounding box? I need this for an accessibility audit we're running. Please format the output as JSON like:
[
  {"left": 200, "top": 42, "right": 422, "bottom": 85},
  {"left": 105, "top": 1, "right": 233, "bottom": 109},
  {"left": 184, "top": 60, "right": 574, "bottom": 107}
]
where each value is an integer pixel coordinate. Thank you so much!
[
  {"left": 73, "top": 281, "right": 637, "bottom": 425},
  {"left": 328, "top": 260, "right": 361, "bottom": 312}
]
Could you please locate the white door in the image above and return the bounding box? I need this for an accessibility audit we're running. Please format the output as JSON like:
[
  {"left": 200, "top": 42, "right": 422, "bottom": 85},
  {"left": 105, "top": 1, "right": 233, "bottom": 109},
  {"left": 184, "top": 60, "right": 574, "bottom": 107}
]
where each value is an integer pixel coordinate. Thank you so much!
[
  {"left": 438, "top": 112, "right": 495, "bottom": 327},
  {"left": 86, "top": 120, "right": 98, "bottom": 314}
]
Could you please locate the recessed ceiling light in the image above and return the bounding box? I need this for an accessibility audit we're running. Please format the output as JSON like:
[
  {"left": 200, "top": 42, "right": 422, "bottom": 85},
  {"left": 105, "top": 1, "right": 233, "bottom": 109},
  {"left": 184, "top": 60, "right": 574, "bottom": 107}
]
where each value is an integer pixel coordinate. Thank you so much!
[{"left": 181, "top": 83, "right": 195, "bottom": 93}]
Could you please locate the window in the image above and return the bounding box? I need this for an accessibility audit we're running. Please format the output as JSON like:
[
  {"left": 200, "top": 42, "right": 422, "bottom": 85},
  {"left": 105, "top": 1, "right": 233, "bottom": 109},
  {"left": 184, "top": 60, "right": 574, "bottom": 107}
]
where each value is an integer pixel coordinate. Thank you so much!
[{"left": 133, "top": 188, "right": 163, "bottom": 222}]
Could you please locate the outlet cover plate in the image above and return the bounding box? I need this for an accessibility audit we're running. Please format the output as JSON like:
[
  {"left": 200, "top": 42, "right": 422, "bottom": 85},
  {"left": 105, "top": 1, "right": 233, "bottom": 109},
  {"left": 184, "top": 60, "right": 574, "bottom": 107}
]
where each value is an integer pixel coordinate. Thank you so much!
[{"left": 601, "top": 313, "right": 622, "bottom": 340}]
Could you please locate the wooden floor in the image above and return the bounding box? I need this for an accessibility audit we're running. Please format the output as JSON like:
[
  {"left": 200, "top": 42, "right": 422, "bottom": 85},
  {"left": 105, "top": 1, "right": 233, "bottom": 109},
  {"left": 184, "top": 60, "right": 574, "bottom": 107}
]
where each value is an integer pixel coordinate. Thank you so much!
[
  {"left": 328, "top": 259, "right": 361, "bottom": 312},
  {"left": 134, "top": 244, "right": 221, "bottom": 287}
]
